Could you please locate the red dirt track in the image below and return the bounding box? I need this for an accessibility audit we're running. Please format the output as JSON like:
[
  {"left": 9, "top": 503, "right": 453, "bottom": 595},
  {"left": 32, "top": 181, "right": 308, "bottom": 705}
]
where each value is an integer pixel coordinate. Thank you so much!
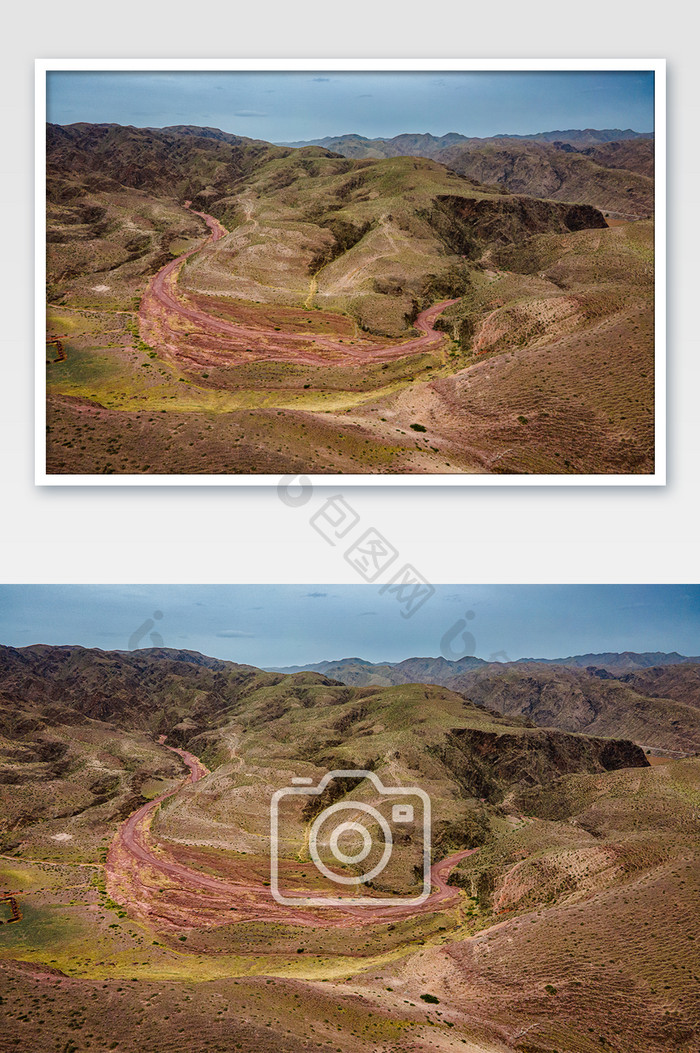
[
  {"left": 138, "top": 208, "right": 458, "bottom": 369},
  {"left": 106, "top": 743, "right": 478, "bottom": 931}
]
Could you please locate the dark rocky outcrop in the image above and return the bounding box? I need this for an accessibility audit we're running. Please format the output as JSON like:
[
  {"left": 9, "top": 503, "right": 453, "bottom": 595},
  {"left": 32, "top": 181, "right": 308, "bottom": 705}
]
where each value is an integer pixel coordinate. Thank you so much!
[
  {"left": 427, "top": 194, "right": 606, "bottom": 260},
  {"left": 433, "top": 725, "right": 647, "bottom": 803}
]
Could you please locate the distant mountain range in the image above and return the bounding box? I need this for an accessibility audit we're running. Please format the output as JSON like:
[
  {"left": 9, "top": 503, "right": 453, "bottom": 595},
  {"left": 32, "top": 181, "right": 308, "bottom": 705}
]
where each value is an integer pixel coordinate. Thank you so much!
[
  {"left": 277, "top": 129, "right": 655, "bottom": 218},
  {"left": 270, "top": 651, "right": 699, "bottom": 677},
  {"left": 278, "top": 128, "right": 653, "bottom": 151}
]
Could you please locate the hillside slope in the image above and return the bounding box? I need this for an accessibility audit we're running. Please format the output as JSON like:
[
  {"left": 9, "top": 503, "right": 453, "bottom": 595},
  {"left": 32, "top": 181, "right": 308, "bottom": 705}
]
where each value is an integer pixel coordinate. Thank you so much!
[
  {"left": 435, "top": 139, "right": 654, "bottom": 218},
  {"left": 279, "top": 129, "right": 655, "bottom": 218},
  {"left": 47, "top": 122, "right": 297, "bottom": 199},
  {"left": 272, "top": 653, "right": 700, "bottom": 753},
  {"left": 448, "top": 664, "right": 700, "bottom": 753},
  {"left": 3, "top": 644, "right": 698, "bottom": 1053},
  {"left": 45, "top": 123, "right": 653, "bottom": 477},
  {"left": 0, "top": 644, "right": 648, "bottom": 860},
  {"left": 370, "top": 757, "right": 700, "bottom": 1053}
]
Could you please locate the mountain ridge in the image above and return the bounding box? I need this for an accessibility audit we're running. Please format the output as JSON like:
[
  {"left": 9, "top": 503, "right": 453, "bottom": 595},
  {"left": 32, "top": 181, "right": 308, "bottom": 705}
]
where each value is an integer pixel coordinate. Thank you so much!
[
  {"left": 2, "top": 643, "right": 697, "bottom": 754},
  {"left": 278, "top": 128, "right": 653, "bottom": 149},
  {"left": 269, "top": 650, "right": 699, "bottom": 675},
  {"left": 276, "top": 128, "right": 655, "bottom": 219},
  {"left": 266, "top": 651, "right": 700, "bottom": 754}
]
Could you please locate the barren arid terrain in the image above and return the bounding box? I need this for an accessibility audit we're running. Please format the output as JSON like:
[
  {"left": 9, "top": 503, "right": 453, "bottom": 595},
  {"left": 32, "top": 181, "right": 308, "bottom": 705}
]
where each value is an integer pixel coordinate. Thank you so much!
[
  {"left": 1, "top": 644, "right": 698, "bottom": 1052},
  {"left": 45, "top": 124, "right": 655, "bottom": 475}
]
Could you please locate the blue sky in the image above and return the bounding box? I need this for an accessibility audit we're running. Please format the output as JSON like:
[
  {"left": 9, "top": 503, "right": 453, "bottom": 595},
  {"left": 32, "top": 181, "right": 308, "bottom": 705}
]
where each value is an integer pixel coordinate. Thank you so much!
[
  {"left": 46, "top": 70, "right": 654, "bottom": 143},
  {"left": 0, "top": 585, "right": 695, "bottom": 667}
]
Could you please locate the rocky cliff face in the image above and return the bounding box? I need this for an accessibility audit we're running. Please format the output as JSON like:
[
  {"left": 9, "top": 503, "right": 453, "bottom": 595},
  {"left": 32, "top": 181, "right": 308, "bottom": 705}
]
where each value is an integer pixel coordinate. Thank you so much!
[
  {"left": 433, "top": 725, "right": 648, "bottom": 803},
  {"left": 425, "top": 194, "right": 606, "bottom": 258}
]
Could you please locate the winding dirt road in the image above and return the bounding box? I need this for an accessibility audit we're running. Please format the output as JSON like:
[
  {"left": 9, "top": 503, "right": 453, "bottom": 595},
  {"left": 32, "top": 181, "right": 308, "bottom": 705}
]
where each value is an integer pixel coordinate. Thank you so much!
[
  {"left": 107, "top": 743, "right": 478, "bottom": 931},
  {"left": 116, "top": 741, "right": 208, "bottom": 877},
  {"left": 138, "top": 206, "right": 458, "bottom": 369},
  {"left": 142, "top": 209, "right": 227, "bottom": 332}
]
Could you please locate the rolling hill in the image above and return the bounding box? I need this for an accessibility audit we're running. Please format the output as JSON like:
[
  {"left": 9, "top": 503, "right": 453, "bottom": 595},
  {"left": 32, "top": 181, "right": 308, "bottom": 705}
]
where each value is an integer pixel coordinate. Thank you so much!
[
  {"left": 435, "top": 138, "right": 654, "bottom": 219},
  {"left": 280, "top": 129, "right": 655, "bottom": 218},
  {"left": 271, "top": 653, "right": 700, "bottom": 753},
  {"left": 447, "top": 664, "right": 700, "bottom": 754},
  {"left": 1, "top": 643, "right": 697, "bottom": 1052},
  {"left": 45, "top": 123, "right": 655, "bottom": 476},
  {"left": 48, "top": 122, "right": 606, "bottom": 332},
  {"left": 578, "top": 137, "right": 655, "bottom": 178},
  {"left": 47, "top": 121, "right": 296, "bottom": 199}
]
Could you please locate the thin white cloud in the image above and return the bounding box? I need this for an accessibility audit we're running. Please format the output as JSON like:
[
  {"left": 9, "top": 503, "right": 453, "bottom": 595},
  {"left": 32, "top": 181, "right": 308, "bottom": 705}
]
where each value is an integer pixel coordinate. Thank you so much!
[{"left": 216, "top": 629, "right": 255, "bottom": 639}]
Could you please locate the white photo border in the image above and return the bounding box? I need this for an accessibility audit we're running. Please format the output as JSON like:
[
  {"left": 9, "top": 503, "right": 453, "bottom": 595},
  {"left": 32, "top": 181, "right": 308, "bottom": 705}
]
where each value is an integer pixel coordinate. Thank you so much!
[{"left": 35, "top": 57, "right": 666, "bottom": 487}]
